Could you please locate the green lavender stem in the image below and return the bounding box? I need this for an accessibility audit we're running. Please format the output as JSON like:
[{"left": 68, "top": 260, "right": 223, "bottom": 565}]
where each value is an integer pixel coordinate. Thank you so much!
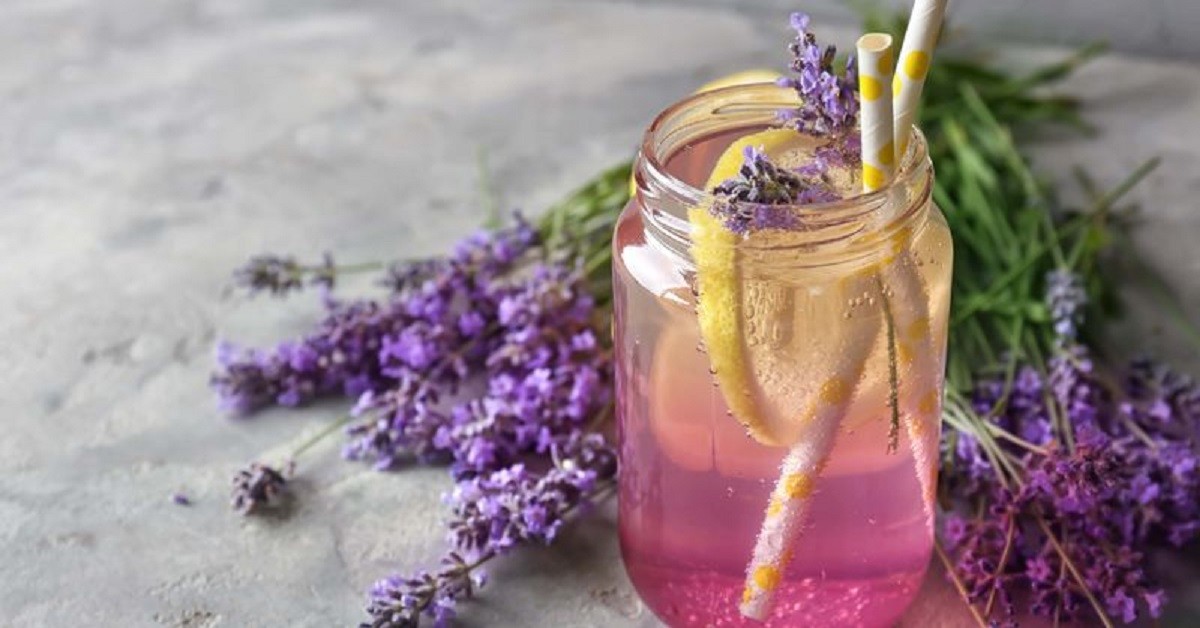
[{"left": 290, "top": 414, "right": 353, "bottom": 461}]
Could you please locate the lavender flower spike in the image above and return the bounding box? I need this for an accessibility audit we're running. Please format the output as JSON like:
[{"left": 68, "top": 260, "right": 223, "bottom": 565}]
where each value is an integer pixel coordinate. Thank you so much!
[
  {"left": 1046, "top": 269, "right": 1087, "bottom": 342},
  {"left": 708, "top": 144, "right": 840, "bottom": 235},
  {"left": 231, "top": 461, "right": 293, "bottom": 515},
  {"left": 233, "top": 252, "right": 339, "bottom": 297},
  {"left": 362, "top": 552, "right": 484, "bottom": 628},
  {"left": 777, "top": 12, "right": 859, "bottom": 135}
]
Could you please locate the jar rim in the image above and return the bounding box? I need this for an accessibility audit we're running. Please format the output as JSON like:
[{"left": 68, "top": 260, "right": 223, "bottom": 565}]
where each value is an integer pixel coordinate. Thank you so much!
[{"left": 634, "top": 82, "right": 931, "bottom": 227}]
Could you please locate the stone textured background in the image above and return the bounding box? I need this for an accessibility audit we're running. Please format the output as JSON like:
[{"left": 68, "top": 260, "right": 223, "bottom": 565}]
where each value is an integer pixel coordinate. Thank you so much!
[
  {"left": 583, "top": 0, "right": 1200, "bottom": 58},
  {"left": 1, "top": 1, "right": 1198, "bottom": 626}
]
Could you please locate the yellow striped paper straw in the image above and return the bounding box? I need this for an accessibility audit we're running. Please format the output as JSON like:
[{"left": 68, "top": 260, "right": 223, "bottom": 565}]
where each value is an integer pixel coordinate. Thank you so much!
[
  {"left": 890, "top": 0, "right": 950, "bottom": 523},
  {"left": 857, "top": 33, "right": 896, "bottom": 192},
  {"left": 882, "top": 234, "right": 944, "bottom": 524},
  {"left": 861, "top": 31, "right": 939, "bottom": 525},
  {"left": 738, "top": 268, "right": 880, "bottom": 620},
  {"left": 893, "top": 0, "right": 948, "bottom": 160}
]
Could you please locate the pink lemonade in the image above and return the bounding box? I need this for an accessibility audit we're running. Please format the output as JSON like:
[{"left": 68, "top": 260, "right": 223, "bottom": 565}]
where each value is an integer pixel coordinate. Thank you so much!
[{"left": 613, "top": 115, "right": 952, "bottom": 627}]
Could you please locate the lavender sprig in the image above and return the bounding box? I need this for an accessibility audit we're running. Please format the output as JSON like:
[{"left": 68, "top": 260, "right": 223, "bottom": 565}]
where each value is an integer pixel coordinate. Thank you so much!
[
  {"left": 233, "top": 253, "right": 383, "bottom": 297},
  {"left": 231, "top": 461, "right": 293, "bottom": 515},
  {"left": 230, "top": 415, "right": 352, "bottom": 516},
  {"left": 211, "top": 219, "right": 539, "bottom": 415},
  {"left": 362, "top": 433, "right": 617, "bottom": 627},
  {"left": 940, "top": 270, "right": 1194, "bottom": 625},
  {"left": 708, "top": 145, "right": 842, "bottom": 235},
  {"left": 777, "top": 12, "right": 859, "bottom": 136},
  {"left": 363, "top": 552, "right": 485, "bottom": 628}
]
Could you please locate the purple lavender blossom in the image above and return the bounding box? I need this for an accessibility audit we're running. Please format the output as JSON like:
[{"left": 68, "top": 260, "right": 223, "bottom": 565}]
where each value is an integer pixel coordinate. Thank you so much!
[
  {"left": 233, "top": 254, "right": 304, "bottom": 296},
  {"left": 703, "top": 13, "right": 864, "bottom": 237},
  {"left": 363, "top": 433, "right": 616, "bottom": 627},
  {"left": 1046, "top": 269, "right": 1088, "bottom": 341},
  {"left": 342, "top": 261, "right": 610, "bottom": 477},
  {"left": 231, "top": 461, "right": 292, "bottom": 515},
  {"left": 362, "top": 552, "right": 484, "bottom": 628},
  {"left": 211, "top": 300, "right": 401, "bottom": 414},
  {"left": 446, "top": 433, "right": 616, "bottom": 554},
  {"left": 939, "top": 270, "right": 1197, "bottom": 625},
  {"left": 212, "top": 219, "right": 540, "bottom": 416},
  {"left": 171, "top": 493, "right": 191, "bottom": 506},
  {"left": 708, "top": 145, "right": 841, "bottom": 235},
  {"left": 233, "top": 253, "right": 337, "bottom": 297},
  {"left": 777, "top": 12, "right": 859, "bottom": 136},
  {"left": 379, "top": 258, "right": 444, "bottom": 294}
]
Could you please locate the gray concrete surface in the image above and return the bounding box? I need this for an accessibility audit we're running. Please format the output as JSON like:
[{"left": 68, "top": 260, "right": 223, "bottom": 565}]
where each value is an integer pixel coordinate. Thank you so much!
[
  {"left": 587, "top": 0, "right": 1200, "bottom": 58},
  {"left": 1, "top": 1, "right": 1198, "bottom": 626}
]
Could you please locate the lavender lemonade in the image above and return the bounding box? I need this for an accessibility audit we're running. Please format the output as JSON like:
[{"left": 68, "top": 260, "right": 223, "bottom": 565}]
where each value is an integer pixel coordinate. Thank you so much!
[{"left": 612, "top": 15, "right": 952, "bottom": 627}]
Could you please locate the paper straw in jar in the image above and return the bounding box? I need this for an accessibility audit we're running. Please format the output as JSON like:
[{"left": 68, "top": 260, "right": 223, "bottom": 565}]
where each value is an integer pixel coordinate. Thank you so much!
[
  {"left": 890, "top": 0, "right": 950, "bottom": 520},
  {"left": 893, "top": 0, "right": 948, "bottom": 160},
  {"left": 738, "top": 269, "right": 880, "bottom": 620},
  {"left": 878, "top": 233, "right": 942, "bottom": 530},
  {"left": 860, "top": 30, "right": 939, "bottom": 526},
  {"left": 856, "top": 33, "right": 896, "bottom": 193},
  {"left": 884, "top": 251, "right": 943, "bottom": 515}
]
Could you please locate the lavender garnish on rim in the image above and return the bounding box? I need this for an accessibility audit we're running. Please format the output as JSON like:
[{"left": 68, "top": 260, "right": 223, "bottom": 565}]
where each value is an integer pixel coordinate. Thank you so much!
[
  {"left": 703, "top": 11, "right": 866, "bottom": 236},
  {"left": 707, "top": 145, "right": 841, "bottom": 235},
  {"left": 777, "top": 12, "right": 859, "bottom": 136}
]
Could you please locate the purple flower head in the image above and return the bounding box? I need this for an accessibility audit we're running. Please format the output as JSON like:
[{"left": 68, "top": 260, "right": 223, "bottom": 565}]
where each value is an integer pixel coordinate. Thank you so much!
[
  {"left": 1046, "top": 269, "right": 1088, "bottom": 342},
  {"left": 379, "top": 258, "right": 443, "bottom": 295},
  {"left": 362, "top": 552, "right": 482, "bottom": 628},
  {"left": 212, "top": 217, "right": 542, "bottom": 418},
  {"left": 445, "top": 432, "right": 616, "bottom": 556},
  {"left": 233, "top": 254, "right": 303, "bottom": 296},
  {"left": 230, "top": 461, "right": 292, "bottom": 515},
  {"left": 233, "top": 252, "right": 337, "bottom": 297},
  {"left": 707, "top": 144, "right": 840, "bottom": 235},
  {"left": 776, "top": 13, "right": 859, "bottom": 135}
]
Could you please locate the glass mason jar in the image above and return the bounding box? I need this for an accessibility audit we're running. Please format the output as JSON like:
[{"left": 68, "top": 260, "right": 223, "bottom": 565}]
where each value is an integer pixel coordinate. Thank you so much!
[{"left": 612, "top": 84, "right": 952, "bottom": 627}]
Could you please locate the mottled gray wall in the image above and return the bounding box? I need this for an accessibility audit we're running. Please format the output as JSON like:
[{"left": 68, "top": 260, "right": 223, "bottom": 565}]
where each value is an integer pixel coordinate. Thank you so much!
[{"left": 584, "top": 0, "right": 1200, "bottom": 58}]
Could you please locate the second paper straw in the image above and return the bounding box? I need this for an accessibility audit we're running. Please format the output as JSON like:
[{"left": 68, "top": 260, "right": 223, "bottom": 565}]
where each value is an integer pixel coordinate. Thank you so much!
[
  {"left": 893, "top": 0, "right": 948, "bottom": 159},
  {"left": 862, "top": 31, "right": 941, "bottom": 528}
]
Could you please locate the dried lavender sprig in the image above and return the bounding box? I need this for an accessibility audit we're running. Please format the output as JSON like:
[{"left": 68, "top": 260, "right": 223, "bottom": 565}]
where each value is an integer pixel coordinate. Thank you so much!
[
  {"left": 233, "top": 253, "right": 384, "bottom": 297},
  {"left": 777, "top": 12, "right": 859, "bottom": 136},
  {"left": 708, "top": 145, "right": 841, "bottom": 235},
  {"left": 230, "top": 415, "right": 352, "bottom": 516},
  {"left": 362, "top": 433, "right": 617, "bottom": 627},
  {"left": 231, "top": 461, "right": 293, "bottom": 515}
]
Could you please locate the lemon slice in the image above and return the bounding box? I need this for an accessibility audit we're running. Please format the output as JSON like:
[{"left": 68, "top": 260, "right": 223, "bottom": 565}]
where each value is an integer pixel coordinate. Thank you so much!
[
  {"left": 696, "top": 69, "right": 783, "bottom": 93},
  {"left": 689, "top": 128, "right": 820, "bottom": 446}
]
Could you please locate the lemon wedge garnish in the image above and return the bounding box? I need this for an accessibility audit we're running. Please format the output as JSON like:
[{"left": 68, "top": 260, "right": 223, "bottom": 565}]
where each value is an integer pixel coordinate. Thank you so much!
[
  {"left": 696, "top": 69, "right": 783, "bottom": 93},
  {"left": 689, "top": 128, "right": 811, "bottom": 446}
]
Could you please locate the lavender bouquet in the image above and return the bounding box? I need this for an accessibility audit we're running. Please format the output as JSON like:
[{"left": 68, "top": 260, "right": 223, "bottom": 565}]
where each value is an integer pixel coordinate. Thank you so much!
[{"left": 210, "top": 12, "right": 1200, "bottom": 628}]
